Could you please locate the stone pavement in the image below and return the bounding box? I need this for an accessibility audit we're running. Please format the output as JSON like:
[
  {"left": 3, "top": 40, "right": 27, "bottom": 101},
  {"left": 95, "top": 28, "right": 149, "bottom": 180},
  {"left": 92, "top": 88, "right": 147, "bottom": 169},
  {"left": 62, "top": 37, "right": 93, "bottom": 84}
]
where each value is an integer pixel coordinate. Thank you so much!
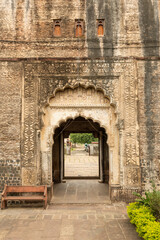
[
  {"left": 0, "top": 180, "right": 142, "bottom": 240},
  {"left": 65, "top": 148, "right": 99, "bottom": 177},
  {"left": 52, "top": 180, "right": 110, "bottom": 204},
  {"left": 0, "top": 203, "right": 142, "bottom": 240}
]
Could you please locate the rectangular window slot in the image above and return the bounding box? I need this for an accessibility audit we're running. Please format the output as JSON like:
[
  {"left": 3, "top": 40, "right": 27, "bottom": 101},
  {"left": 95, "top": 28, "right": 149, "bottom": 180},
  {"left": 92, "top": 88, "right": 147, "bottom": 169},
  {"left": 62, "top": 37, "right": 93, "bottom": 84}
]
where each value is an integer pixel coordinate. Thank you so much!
[
  {"left": 97, "top": 19, "right": 104, "bottom": 36},
  {"left": 75, "top": 19, "right": 84, "bottom": 37},
  {"left": 53, "top": 19, "right": 61, "bottom": 37}
]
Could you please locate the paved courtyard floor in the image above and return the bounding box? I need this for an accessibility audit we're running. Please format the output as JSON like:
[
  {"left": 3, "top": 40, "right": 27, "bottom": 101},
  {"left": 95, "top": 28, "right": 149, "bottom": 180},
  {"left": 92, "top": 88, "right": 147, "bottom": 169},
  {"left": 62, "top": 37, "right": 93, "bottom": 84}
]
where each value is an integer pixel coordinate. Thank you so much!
[
  {"left": 64, "top": 148, "right": 99, "bottom": 177},
  {"left": 0, "top": 180, "right": 142, "bottom": 240},
  {"left": 0, "top": 204, "right": 142, "bottom": 240}
]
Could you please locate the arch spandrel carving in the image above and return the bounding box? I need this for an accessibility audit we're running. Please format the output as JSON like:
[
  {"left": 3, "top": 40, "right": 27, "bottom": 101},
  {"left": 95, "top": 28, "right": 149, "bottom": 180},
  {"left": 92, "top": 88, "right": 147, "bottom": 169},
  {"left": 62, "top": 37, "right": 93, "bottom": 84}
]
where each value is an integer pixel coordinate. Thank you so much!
[
  {"left": 49, "top": 86, "right": 110, "bottom": 107},
  {"left": 41, "top": 83, "right": 118, "bottom": 112},
  {"left": 41, "top": 85, "right": 119, "bottom": 128}
]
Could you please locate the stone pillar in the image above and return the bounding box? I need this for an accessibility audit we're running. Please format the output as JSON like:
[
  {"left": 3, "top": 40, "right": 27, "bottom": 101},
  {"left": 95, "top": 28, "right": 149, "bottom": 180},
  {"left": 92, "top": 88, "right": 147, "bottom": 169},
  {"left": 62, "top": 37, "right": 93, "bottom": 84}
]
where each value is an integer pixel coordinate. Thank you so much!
[
  {"left": 99, "top": 131, "right": 103, "bottom": 182},
  {"left": 61, "top": 133, "right": 64, "bottom": 182}
]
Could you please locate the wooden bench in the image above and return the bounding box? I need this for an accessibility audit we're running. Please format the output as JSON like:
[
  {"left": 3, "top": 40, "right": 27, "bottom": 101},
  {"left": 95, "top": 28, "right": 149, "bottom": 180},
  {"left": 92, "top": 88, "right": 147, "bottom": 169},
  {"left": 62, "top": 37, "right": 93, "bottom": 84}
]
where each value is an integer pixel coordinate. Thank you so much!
[{"left": 1, "top": 185, "right": 47, "bottom": 209}]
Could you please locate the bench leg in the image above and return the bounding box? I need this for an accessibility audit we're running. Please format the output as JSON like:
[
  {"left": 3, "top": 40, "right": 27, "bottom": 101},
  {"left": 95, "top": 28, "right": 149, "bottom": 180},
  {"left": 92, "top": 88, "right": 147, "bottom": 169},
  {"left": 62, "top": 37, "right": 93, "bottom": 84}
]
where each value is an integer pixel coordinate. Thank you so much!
[
  {"left": 44, "top": 198, "right": 47, "bottom": 209},
  {"left": 1, "top": 199, "right": 6, "bottom": 210}
]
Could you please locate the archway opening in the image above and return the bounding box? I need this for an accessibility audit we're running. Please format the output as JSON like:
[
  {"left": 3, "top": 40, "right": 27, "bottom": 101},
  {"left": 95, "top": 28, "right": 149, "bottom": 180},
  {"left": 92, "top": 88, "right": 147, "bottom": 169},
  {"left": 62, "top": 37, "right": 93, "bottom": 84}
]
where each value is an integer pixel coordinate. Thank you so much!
[
  {"left": 41, "top": 85, "right": 120, "bottom": 202},
  {"left": 64, "top": 132, "right": 99, "bottom": 178},
  {"left": 51, "top": 117, "right": 110, "bottom": 203}
]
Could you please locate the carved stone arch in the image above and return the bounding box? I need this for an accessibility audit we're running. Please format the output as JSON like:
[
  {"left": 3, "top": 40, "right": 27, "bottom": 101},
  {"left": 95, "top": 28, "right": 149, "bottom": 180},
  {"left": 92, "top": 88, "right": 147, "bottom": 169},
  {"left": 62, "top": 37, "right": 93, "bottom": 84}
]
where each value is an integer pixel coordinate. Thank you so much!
[
  {"left": 41, "top": 85, "right": 120, "bottom": 188},
  {"left": 41, "top": 83, "right": 118, "bottom": 114},
  {"left": 41, "top": 83, "right": 119, "bottom": 128},
  {"left": 52, "top": 114, "right": 108, "bottom": 139},
  {"left": 22, "top": 61, "right": 141, "bottom": 200}
]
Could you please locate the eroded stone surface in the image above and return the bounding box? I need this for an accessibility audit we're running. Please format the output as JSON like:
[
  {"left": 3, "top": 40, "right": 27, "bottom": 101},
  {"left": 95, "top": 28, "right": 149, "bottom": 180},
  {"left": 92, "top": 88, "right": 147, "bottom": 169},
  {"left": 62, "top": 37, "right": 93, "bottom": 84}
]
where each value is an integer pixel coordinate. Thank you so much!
[{"left": 0, "top": 0, "right": 160, "bottom": 199}]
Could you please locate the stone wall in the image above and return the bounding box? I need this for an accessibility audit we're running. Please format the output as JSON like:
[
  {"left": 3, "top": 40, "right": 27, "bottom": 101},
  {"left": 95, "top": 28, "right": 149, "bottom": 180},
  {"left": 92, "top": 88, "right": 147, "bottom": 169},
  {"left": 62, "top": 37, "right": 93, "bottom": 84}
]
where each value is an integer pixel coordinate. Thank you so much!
[
  {"left": 0, "top": 0, "right": 159, "bottom": 58},
  {"left": 137, "top": 60, "right": 160, "bottom": 191},
  {"left": 0, "top": 62, "right": 22, "bottom": 192},
  {"left": 137, "top": 0, "right": 160, "bottom": 190},
  {"left": 0, "top": 0, "right": 160, "bottom": 199}
]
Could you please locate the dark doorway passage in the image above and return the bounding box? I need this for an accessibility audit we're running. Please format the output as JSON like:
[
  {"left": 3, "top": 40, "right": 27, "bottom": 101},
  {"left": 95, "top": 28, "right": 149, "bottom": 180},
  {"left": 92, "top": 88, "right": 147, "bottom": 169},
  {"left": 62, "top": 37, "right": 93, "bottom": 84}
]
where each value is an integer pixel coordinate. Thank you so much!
[{"left": 52, "top": 117, "right": 110, "bottom": 202}]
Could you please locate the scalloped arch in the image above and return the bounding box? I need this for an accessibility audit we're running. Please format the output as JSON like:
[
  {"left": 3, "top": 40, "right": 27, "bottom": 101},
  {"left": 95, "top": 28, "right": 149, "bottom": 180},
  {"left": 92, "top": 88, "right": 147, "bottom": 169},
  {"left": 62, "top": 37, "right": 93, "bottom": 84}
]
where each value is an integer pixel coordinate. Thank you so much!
[
  {"left": 42, "top": 83, "right": 118, "bottom": 116},
  {"left": 52, "top": 113, "right": 108, "bottom": 138}
]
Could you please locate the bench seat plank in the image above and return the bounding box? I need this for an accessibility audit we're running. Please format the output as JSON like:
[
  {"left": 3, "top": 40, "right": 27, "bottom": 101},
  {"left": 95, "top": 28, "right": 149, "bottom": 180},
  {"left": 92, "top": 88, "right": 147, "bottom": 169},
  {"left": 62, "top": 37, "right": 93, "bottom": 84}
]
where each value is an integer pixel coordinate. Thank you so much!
[
  {"left": 6, "top": 186, "right": 45, "bottom": 193},
  {"left": 5, "top": 196, "right": 44, "bottom": 200}
]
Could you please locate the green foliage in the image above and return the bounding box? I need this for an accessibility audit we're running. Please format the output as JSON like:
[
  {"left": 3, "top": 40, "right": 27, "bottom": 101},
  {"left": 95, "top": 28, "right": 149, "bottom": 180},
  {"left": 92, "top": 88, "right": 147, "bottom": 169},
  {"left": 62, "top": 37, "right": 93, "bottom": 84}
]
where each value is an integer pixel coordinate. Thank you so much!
[
  {"left": 133, "top": 183, "right": 160, "bottom": 220},
  {"left": 127, "top": 202, "right": 141, "bottom": 219},
  {"left": 133, "top": 191, "right": 152, "bottom": 206},
  {"left": 70, "top": 133, "right": 98, "bottom": 144},
  {"left": 127, "top": 202, "right": 160, "bottom": 239},
  {"left": 147, "top": 189, "right": 160, "bottom": 221},
  {"left": 143, "top": 221, "right": 160, "bottom": 240},
  {"left": 127, "top": 202, "right": 153, "bottom": 221}
]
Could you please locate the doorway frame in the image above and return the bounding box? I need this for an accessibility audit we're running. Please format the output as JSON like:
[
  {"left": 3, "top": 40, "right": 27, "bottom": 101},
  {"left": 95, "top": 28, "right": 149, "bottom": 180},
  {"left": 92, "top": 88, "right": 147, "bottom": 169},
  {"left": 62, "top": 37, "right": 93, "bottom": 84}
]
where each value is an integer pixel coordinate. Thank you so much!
[{"left": 41, "top": 86, "right": 120, "bottom": 194}]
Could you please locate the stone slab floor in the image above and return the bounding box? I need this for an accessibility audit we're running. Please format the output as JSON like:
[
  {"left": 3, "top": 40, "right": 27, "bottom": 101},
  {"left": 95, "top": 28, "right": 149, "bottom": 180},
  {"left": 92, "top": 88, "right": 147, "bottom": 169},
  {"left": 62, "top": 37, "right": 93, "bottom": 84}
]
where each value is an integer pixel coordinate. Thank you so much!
[
  {"left": 0, "top": 204, "right": 142, "bottom": 240},
  {"left": 64, "top": 148, "right": 99, "bottom": 177},
  {"left": 52, "top": 180, "right": 110, "bottom": 204},
  {"left": 0, "top": 180, "right": 142, "bottom": 240}
]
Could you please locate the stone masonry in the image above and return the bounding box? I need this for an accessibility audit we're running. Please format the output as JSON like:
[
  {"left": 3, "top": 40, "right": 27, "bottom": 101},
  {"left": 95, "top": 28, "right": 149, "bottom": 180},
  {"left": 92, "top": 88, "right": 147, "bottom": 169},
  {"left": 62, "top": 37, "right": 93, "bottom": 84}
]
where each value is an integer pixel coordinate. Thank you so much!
[{"left": 0, "top": 0, "right": 160, "bottom": 200}]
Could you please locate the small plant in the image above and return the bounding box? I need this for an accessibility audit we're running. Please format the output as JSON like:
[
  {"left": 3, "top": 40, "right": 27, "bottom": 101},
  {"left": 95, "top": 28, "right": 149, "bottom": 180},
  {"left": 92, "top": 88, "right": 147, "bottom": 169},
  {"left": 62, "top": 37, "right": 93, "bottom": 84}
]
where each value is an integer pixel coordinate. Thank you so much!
[
  {"left": 127, "top": 202, "right": 160, "bottom": 239},
  {"left": 133, "top": 182, "right": 160, "bottom": 220},
  {"left": 133, "top": 191, "right": 152, "bottom": 206}
]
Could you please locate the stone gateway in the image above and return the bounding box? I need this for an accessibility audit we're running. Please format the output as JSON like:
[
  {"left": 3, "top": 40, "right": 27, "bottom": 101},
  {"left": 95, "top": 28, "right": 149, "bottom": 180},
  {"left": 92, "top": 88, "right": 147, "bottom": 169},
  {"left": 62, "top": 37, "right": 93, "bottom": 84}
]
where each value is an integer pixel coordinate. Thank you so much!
[{"left": 0, "top": 0, "right": 160, "bottom": 201}]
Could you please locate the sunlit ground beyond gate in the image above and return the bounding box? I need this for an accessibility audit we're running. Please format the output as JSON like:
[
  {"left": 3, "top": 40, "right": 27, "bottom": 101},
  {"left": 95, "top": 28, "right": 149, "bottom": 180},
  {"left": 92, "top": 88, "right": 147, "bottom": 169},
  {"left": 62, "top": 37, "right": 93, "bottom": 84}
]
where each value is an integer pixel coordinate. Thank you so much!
[{"left": 64, "top": 146, "right": 99, "bottom": 178}]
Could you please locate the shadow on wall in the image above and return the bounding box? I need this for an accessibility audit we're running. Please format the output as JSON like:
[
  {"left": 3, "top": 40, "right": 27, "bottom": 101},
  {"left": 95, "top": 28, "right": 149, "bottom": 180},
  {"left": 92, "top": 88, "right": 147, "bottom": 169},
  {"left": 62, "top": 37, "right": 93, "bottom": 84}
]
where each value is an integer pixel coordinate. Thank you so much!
[
  {"left": 138, "top": 0, "right": 160, "bottom": 188},
  {"left": 86, "top": 0, "right": 120, "bottom": 58}
]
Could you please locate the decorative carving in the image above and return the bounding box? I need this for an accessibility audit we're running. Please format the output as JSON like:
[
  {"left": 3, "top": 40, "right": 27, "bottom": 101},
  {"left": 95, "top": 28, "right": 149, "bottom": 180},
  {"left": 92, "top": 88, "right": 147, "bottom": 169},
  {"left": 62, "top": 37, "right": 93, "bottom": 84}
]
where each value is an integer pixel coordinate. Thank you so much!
[
  {"left": 116, "top": 119, "right": 125, "bottom": 130},
  {"left": 22, "top": 59, "right": 140, "bottom": 186},
  {"left": 126, "top": 168, "right": 140, "bottom": 186},
  {"left": 23, "top": 61, "right": 119, "bottom": 184},
  {"left": 35, "top": 61, "right": 119, "bottom": 76},
  {"left": 123, "top": 63, "right": 139, "bottom": 165},
  {"left": 40, "top": 76, "right": 117, "bottom": 107},
  {"left": 49, "top": 86, "right": 110, "bottom": 107},
  {"left": 22, "top": 167, "right": 37, "bottom": 185},
  {"left": 22, "top": 77, "right": 37, "bottom": 167}
]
